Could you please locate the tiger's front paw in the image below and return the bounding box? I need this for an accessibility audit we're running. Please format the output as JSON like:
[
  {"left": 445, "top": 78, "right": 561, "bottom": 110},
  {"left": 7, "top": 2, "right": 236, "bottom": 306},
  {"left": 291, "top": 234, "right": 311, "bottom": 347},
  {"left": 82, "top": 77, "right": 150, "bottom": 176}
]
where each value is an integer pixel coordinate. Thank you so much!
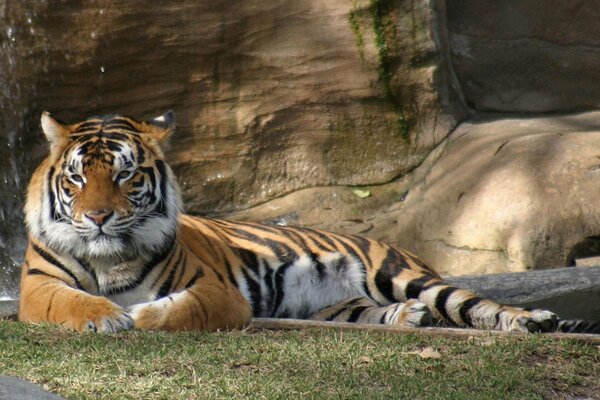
[
  {"left": 128, "top": 296, "right": 174, "bottom": 331},
  {"left": 79, "top": 299, "right": 134, "bottom": 333},
  {"left": 512, "top": 309, "right": 558, "bottom": 333}
]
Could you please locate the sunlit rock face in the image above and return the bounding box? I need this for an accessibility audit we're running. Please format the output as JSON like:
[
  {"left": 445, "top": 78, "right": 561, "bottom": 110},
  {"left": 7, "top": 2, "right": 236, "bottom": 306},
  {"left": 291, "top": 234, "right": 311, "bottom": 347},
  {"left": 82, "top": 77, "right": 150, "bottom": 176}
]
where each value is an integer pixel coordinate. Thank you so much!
[
  {"left": 394, "top": 112, "right": 600, "bottom": 275},
  {"left": 0, "top": 0, "right": 463, "bottom": 274}
]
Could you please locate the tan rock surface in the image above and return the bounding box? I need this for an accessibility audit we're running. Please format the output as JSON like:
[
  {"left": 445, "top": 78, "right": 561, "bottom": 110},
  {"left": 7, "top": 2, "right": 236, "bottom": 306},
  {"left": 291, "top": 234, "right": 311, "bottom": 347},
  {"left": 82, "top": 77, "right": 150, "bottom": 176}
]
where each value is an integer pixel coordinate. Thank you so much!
[{"left": 397, "top": 112, "right": 600, "bottom": 274}]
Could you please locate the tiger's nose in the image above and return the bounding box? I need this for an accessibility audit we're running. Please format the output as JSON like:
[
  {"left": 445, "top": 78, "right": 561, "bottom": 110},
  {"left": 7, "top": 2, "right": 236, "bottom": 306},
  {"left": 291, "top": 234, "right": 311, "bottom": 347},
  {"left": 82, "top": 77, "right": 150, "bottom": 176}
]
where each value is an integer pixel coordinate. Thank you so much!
[{"left": 85, "top": 210, "right": 114, "bottom": 226}]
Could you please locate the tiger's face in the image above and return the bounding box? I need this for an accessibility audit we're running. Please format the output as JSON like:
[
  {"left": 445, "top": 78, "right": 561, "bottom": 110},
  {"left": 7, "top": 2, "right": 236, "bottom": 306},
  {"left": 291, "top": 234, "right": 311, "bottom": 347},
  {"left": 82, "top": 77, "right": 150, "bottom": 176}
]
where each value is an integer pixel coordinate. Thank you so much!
[{"left": 25, "top": 111, "right": 182, "bottom": 262}]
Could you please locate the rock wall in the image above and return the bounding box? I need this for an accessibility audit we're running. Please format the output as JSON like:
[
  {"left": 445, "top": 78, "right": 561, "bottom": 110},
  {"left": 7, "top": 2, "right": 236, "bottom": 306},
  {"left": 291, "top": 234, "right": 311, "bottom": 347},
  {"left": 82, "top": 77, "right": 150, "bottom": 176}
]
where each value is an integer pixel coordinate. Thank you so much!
[
  {"left": 0, "top": 0, "right": 465, "bottom": 270},
  {"left": 447, "top": 0, "right": 600, "bottom": 112}
]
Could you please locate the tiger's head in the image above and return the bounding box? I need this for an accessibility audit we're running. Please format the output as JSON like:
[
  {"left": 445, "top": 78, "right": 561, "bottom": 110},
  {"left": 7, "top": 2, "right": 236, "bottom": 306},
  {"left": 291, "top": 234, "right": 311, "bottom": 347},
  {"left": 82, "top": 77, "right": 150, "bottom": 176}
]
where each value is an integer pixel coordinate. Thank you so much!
[{"left": 25, "top": 111, "right": 182, "bottom": 262}]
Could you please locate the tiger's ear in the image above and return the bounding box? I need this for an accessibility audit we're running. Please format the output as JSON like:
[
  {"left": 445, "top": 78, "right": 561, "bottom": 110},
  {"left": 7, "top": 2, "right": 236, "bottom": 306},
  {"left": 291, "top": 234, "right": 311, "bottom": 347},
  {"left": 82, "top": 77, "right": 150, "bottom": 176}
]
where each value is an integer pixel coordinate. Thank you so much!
[
  {"left": 144, "top": 110, "right": 176, "bottom": 145},
  {"left": 40, "top": 112, "right": 70, "bottom": 154}
]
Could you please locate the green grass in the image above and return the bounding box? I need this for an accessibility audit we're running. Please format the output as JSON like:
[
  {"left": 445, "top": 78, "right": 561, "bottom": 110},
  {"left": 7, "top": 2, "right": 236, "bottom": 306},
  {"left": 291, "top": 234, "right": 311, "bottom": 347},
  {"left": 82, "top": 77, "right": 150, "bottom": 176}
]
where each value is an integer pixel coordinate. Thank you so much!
[{"left": 0, "top": 321, "right": 598, "bottom": 399}]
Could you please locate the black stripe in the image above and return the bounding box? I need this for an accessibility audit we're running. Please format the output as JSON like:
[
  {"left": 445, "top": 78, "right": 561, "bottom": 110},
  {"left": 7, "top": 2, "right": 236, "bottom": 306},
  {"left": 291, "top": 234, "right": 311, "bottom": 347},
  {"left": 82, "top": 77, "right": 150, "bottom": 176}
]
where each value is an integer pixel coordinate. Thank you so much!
[
  {"left": 347, "top": 306, "right": 368, "bottom": 323},
  {"left": 171, "top": 253, "right": 188, "bottom": 289},
  {"left": 375, "top": 249, "right": 425, "bottom": 302},
  {"left": 47, "top": 166, "right": 58, "bottom": 222},
  {"left": 494, "top": 310, "right": 501, "bottom": 328},
  {"left": 262, "top": 261, "right": 274, "bottom": 310},
  {"left": 435, "top": 287, "right": 458, "bottom": 323},
  {"left": 102, "top": 123, "right": 138, "bottom": 133},
  {"left": 238, "top": 248, "right": 261, "bottom": 276},
  {"left": 405, "top": 275, "right": 436, "bottom": 299},
  {"left": 224, "top": 227, "right": 293, "bottom": 261},
  {"left": 349, "top": 235, "right": 372, "bottom": 269},
  {"left": 224, "top": 259, "right": 239, "bottom": 288},
  {"left": 105, "top": 140, "right": 124, "bottom": 152},
  {"left": 74, "top": 121, "right": 101, "bottom": 132},
  {"left": 154, "top": 160, "right": 168, "bottom": 216},
  {"left": 241, "top": 268, "right": 262, "bottom": 314},
  {"left": 155, "top": 249, "right": 184, "bottom": 299},
  {"left": 27, "top": 268, "right": 62, "bottom": 281},
  {"left": 133, "top": 137, "right": 146, "bottom": 164},
  {"left": 325, "top": 298, "right": 363, "bottom": 321},
  {"left": 310, "top": 254, "right": 327, "bottom": 281},
  {"left": 281, "top": 227, "right": 313, "bottom": 252},
  {"left": 98, "top": 131, "right": 131, "bottom": 141},
  {"left": 270, "top": 261, "right": 293, "bottom": 317},
  {"left": 305, "top": 230, "right": 341, "bottom": 256},
  {"left": 212, "top": 267, "right": 225, "bottom": 284},
  {"left": 32, "top": 244, "right": 84, "bottom": 290},
  {"left": 184, "top": 268, "right": 204, "bottom": 289},
  {"left": 374, "top": 270, "right": 395, "bottom": 302},
  {"left": 458, "top": 297, "right": 483, "bottom": 328},
  {"left": 301, "top": 229, "right": 336, "bottom": 252}
]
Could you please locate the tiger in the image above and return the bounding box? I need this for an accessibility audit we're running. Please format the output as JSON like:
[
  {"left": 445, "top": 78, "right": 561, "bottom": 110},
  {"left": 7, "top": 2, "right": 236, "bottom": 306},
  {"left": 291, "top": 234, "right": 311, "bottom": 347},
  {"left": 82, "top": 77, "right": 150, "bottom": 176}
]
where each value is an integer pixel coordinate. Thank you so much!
[{"left": 18, "top": 111, "right": 599, "bottom": 334}]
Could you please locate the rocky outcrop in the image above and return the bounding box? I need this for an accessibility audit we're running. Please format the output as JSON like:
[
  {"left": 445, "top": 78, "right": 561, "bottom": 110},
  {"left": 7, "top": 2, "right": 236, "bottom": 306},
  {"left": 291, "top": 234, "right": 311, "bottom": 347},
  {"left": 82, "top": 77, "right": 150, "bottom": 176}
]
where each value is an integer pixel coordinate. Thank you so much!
[
  {"left": 396, "top": 112, "right": 600, "bottom": 274},
  {"left": 0, "top": 0, "right": 464, "bottom": 270}
]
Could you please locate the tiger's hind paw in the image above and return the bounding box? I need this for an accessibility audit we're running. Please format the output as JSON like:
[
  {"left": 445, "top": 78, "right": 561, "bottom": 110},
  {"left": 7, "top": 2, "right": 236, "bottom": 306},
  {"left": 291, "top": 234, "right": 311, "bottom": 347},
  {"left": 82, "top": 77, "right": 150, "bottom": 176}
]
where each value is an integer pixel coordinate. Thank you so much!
[
  {"left": 514, "top": 310, "right": 558, "bottom": 333},
  {"left": 392, "top": 299, "right": 432, "bottom": 328}
]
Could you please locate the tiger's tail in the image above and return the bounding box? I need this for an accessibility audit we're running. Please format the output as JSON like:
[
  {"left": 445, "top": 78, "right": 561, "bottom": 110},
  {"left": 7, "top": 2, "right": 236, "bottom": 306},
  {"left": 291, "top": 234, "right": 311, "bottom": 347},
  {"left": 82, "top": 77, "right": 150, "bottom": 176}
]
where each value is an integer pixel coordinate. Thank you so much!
[{"left": 557, "top": 319, "right": 600, "bottom": 334}]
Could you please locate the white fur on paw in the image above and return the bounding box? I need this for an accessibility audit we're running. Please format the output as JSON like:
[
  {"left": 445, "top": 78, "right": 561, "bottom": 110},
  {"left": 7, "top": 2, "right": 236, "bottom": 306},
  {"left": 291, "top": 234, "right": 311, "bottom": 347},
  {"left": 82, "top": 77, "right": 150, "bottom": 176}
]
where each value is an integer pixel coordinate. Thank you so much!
[
  {"left": 128, "top": 293, "right": 183, "bottom": 322},
  {"left": 515, "top": 310, "right": 558, "bottom": 333}
]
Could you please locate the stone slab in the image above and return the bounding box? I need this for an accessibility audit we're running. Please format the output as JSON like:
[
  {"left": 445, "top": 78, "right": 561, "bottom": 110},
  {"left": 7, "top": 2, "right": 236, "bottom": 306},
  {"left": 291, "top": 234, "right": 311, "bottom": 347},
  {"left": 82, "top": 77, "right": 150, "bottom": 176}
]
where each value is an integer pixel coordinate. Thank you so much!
[
  {"left": 448, "top": 266, "right": 600, "bottom": 320},
  {"left": 0, "top": 376, "right": 64, "bottom": 400}
]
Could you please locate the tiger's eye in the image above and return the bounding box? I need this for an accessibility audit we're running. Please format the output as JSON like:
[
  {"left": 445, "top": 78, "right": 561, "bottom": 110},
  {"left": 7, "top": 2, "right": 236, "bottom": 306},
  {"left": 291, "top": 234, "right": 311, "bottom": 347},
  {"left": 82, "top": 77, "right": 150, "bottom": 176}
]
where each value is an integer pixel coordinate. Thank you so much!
[
  {"left": 117, "top": 170, "right": 132, "bottom": 181},
  {"left": 70, "top": 174, "right": 83, "bottom": 184}
]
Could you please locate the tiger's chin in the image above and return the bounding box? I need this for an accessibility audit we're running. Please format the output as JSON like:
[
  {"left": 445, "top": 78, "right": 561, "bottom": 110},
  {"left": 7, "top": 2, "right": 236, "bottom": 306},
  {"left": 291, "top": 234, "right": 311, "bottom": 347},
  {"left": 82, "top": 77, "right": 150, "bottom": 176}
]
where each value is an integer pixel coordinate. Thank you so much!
[{"left": 84, "top": 235, "right": 129, "bottom": 260}]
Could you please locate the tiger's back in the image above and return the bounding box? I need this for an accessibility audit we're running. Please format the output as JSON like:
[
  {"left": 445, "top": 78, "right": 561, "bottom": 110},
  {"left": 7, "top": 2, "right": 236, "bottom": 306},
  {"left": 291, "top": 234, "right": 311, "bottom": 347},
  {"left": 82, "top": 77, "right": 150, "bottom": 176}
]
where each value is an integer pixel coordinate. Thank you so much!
[{"left": 19, "top": 111, "right": 597, "bottom": 334}]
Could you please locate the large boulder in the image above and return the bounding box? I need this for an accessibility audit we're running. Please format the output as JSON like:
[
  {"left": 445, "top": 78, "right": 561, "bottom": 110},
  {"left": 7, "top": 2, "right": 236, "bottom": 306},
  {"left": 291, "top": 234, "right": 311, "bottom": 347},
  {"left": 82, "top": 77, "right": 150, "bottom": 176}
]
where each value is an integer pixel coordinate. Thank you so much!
[{"left": 385, "top": 111, "right": 600, "bottom": 275}]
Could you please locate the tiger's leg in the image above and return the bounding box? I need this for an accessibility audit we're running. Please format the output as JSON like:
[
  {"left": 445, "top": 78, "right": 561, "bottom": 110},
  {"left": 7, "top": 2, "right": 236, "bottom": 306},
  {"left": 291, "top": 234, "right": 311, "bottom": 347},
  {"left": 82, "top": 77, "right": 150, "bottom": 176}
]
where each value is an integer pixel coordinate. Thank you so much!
[
  {"left": 383, "top": 269, "right": 557, "bottom": 332},
  {"left": 19, "top": 262, "right": 133, "bottom": 333},
  {"left": 128, "top": 273, "right": 252, "bottom": 331},
  {"left": 309, "top": 297, "right": 433, "bottom": 327}
]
